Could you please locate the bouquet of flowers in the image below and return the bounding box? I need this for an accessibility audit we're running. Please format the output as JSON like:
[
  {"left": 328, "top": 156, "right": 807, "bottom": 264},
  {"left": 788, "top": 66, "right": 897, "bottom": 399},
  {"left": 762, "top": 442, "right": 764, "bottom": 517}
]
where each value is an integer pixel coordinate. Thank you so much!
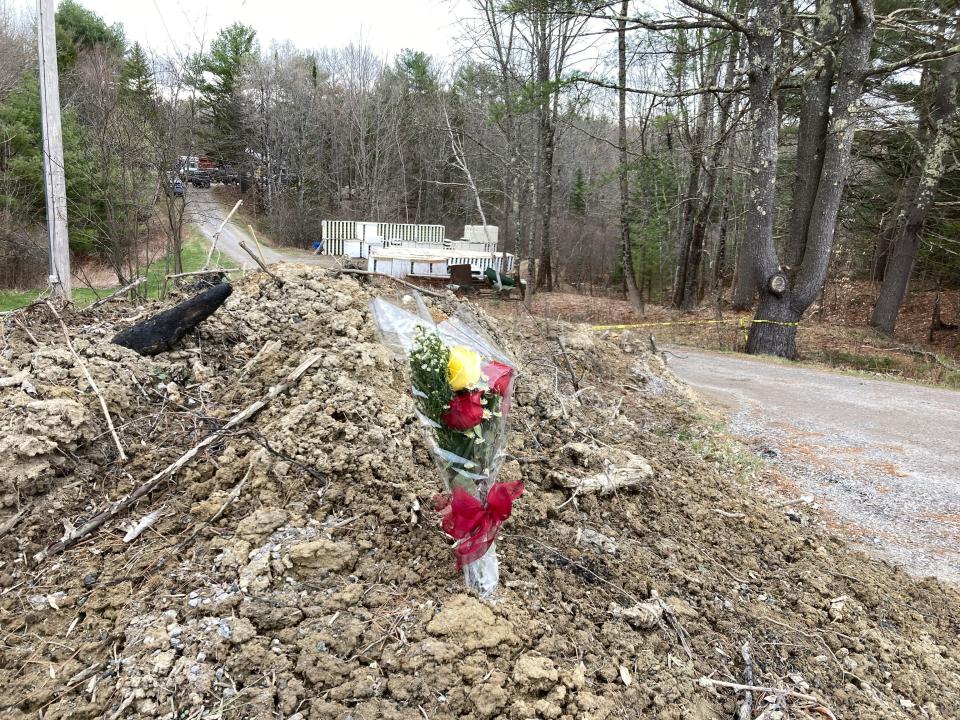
[{"left": 371, "top": 293, "right": 522, "bottom": 597}]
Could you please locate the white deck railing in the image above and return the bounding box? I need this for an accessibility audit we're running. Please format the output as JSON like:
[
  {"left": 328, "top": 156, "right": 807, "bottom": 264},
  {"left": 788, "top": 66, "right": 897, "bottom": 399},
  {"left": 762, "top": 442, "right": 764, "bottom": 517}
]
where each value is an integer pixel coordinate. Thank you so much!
[{"left": 320, "top": 220, "right": 446, "bottom": 256}]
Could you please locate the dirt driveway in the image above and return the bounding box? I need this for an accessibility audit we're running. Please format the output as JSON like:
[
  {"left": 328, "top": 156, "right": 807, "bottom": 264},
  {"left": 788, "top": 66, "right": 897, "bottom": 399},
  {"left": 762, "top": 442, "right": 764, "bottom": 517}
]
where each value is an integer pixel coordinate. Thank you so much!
[
  {"left": 188, "top": 190, "right": 336, "bottom": 268},
  {"left": 669, "top": 347, "right": 960, "bottom": 584}
]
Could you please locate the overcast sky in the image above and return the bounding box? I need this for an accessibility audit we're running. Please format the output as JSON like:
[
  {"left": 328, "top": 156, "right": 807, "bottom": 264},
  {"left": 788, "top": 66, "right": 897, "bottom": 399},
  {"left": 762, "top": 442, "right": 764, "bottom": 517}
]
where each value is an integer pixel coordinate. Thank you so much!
[{"left": 16, "top": 0, "right": 465, "bottom": 60}]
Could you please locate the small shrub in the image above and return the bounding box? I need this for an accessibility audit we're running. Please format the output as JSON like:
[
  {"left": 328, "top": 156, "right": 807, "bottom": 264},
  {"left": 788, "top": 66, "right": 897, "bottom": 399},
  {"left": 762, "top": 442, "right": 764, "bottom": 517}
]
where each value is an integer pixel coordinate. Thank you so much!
[{"left": 0, "top": 224, "right": 47, "bottom": 288}]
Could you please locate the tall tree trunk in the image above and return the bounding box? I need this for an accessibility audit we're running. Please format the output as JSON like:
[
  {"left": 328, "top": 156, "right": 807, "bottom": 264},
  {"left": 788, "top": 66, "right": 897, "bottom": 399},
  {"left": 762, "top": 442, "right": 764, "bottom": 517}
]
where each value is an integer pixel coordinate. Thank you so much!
[
  {"left": 537, "top": 117, "right": 556, "bottom": 290},
  {"left": 784, "top": 0, "right": 837, "bottom": 269},
  {"left": 511, "top": 156, "right": 521, "bottom": 257},
  {"left": 870, "top": 175, "right": 915, "bottom": 281},
  {"left": 871, "top": 59, "right": 936, "bottom": 284},
  {"left": 749, "top": 0, "right": 875, "bottom": 357},
  {"left": 738, "top": 0, "right": 781, "bottom": 322},
  {"left": 673, "top": 146, "right": 703, "bottom": 307},
  {"left": 731, "top": 230, "right": 756, "bottom": 309},
  {"left": 712, "top": 188, "right": 731, "bottom": 289},
  {"left": 870, "top": 48, "right": 959, "bottom": 335},
  {"left": 534, "top": 8, "right": 553, "bottom": 292},
  {"left": 678, "top": 31, "right": 740, "bottom": 310},
  {"left": 167, "top": 197, "right": 184, "bottom": 275},
  {"left": 618, "top": 0, "right": 643, "bottom": 310},
  {"left": 526, "top": 173, "right": 538, "bottom": 303}
]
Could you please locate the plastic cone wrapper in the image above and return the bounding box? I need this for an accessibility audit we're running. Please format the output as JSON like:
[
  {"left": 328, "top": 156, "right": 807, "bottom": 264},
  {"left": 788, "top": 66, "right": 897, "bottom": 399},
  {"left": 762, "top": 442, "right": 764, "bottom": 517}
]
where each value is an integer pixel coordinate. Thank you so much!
[{"left": 371, "top": 292, "right": 521, "bottom": 597}]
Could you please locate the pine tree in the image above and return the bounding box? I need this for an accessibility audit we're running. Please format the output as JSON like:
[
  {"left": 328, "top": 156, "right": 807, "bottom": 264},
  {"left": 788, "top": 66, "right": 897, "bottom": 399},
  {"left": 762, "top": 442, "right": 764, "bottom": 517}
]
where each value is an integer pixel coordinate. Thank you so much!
[
  {"left": 0, "top": 75, "right": 98, "bottom": 252},
  {"left": 55, "top": 0, "right": 125, "bottom": 71},
  {"left": 120, "top": 43, "right": 155, "bottom": 113},
  {"left": 194, "top": 23, "right": 257, "bottom": 166},
  {"left": 569, "top": 167, "right": 587, "bottom": 218}
]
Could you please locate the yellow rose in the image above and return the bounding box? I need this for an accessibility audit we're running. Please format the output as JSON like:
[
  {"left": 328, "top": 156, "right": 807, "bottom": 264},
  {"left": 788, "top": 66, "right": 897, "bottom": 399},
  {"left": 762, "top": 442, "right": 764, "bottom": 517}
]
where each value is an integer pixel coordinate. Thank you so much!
[{"left": 447, "top": 346, "right": 482, "bottom": 391}]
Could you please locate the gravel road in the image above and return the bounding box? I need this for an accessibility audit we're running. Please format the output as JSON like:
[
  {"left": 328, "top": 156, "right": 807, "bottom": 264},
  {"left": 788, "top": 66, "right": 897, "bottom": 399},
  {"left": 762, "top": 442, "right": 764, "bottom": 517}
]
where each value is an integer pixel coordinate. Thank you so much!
[
  {"left": 189, "top": 190, "right": 335, "bottom": 268},
  {"left": 669, "top": 347, "right": 960, "bottom": 584}
]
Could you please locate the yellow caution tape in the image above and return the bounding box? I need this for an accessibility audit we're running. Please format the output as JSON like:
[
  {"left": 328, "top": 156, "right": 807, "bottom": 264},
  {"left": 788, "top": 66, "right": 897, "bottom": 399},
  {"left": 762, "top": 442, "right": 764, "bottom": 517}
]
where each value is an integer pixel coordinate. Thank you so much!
[
  {"left": 591, "top": 319, "right": 730, "bottom": 331},
  {"left": 591, "top": 317, "right": 801, "bottom": 345}
]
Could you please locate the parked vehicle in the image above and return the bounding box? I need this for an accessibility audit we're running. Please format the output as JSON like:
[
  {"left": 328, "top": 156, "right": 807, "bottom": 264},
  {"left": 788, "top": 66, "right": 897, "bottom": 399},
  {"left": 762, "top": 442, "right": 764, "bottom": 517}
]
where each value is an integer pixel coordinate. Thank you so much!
[
  {"left": 189, "top": 171, "right": 212, "bottom": 189},
  {"left": 178, "top": 155, "right": 199, "bottom": 176},
  {"left": 165, "top": 172, "right": 184, "bottom": 197},
  {"left": 217, "top": 164, "right": 239, "bottom": 185}
]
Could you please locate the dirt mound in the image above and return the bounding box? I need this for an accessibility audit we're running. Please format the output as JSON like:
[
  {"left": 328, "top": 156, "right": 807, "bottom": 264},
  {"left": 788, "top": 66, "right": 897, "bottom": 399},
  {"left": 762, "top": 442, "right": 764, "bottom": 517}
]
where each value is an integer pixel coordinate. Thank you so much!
[{"left": 1, "top": 267, "right": 959, "bottom": 720}]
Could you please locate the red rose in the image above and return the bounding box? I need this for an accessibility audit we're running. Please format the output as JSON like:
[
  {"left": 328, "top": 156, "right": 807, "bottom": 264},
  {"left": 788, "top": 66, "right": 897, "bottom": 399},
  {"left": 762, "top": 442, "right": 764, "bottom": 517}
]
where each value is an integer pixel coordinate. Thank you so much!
[
  {"left": 442, "top": 390, "right": 485, "bottom": 430},
  {"left": 484, "top": 361, "right": 514, "bottom": 396}
]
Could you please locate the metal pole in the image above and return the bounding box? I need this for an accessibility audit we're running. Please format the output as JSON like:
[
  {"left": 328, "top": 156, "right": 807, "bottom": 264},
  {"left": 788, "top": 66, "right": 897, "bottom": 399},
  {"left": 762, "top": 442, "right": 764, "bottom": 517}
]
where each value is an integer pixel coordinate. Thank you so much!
[{"left": 37, "top": 0, "right": 71, "bottom": 300}]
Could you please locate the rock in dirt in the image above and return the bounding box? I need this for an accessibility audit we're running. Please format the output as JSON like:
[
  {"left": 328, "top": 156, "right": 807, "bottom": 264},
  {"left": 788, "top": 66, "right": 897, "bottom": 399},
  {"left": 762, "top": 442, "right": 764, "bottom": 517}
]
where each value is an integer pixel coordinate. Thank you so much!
[
  {"left": 426, "top": 594, "right": 519, "bottom": 651},
  {"left": 578, "top": 527, "right": 619, "bottom": 555},
  {"left": 512, "top": 652, "right": 560, "bottom": 692},
  {"left": 0, "top": 397, "right": 89, "bottom": 498},
  {"left": 609, "top": 600, "right": 664, "bottom": 629},
  {"left": 552, "top": 446, "right": 653, "bottom": 495},
  {"left": 285, "top": 537, "right": 357, "bottom": 576},
  {"left": 235, "top": 508, "right": 288, "bottom": 540}
]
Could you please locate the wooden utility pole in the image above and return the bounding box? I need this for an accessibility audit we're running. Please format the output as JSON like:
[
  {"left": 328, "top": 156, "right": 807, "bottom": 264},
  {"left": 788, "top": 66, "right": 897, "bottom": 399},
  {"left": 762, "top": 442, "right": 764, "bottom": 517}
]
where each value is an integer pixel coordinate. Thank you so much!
[
  {"left": 37, "top": 0, "right": 71, "bottom": 300},
  {"left": 618, "top": 0, "right": 643, "bottom": 311}
]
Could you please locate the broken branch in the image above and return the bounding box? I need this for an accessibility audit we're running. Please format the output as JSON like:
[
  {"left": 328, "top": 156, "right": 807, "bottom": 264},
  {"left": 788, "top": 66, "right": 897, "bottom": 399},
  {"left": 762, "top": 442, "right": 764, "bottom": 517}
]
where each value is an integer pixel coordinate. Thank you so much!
[
  {"left": 556, "top": 335, "right": 580, "bottom": 391},
  {"left": 82, "top": 277, "right": 147, "bottom": 312},
  {"left": 203, "top": 199, "right": 243, "bottom": 271},
  {"left": 45, "top": 302, "right": 127, "bottom": 462},
  {"left": 33, "top": 351, "right": 323, "bottom": 561},
  {"left": 239, "top": 239, "right": 284, "bottom": 287},
  {"left": 734, "top": 641, "right": 754, "bottom": 720},
  {"left": 247, "top": 224, "right": 266, "bottom": 264},
  {"left": 698, "top": 677, "right": 825, "bottom": 704}
]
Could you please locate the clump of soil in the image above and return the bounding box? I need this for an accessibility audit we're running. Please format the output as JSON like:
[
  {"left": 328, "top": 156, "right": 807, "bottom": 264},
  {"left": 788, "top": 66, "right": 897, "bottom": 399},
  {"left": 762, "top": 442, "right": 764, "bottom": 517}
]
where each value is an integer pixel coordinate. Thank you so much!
[{"left": 1, "top": 266, "right": 959, "bottom": 720}]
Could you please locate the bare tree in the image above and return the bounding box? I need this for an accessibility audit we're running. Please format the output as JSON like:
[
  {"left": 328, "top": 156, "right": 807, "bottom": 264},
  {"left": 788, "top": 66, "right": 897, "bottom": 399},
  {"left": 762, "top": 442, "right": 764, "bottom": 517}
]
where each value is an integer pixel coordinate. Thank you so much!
[
  {"left": 0, "top": 1, "right": 30, "bottom": 101},
  {"left": 871, "top": 31, "right": 960, "bottom": 335}
]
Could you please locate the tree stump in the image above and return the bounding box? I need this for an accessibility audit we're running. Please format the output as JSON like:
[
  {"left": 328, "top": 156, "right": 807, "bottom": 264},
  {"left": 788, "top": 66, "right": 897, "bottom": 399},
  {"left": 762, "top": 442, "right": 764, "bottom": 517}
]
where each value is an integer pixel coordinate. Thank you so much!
[{"left": 112, "top": 282, "right": 232, "bottom": 356}]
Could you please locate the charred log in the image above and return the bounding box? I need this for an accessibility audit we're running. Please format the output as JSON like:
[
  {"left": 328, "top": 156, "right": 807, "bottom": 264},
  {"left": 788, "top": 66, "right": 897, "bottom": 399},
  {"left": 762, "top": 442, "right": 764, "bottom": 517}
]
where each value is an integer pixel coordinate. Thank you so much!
[{"left": 112, "top": 282, "right": 232, "bottom": 356}]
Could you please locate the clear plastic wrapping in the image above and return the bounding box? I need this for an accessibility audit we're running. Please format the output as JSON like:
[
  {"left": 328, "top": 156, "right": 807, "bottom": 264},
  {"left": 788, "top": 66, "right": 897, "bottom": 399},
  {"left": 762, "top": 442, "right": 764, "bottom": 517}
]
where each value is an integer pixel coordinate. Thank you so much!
[{"left": 371, "top": 292, "right": 521, "bottom": 596}]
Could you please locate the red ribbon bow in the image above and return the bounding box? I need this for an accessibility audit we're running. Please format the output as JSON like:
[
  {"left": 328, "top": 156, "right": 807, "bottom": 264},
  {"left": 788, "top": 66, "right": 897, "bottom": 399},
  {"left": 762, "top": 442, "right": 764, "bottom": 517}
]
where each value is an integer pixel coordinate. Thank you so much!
[{"left": 439, "top": 482, "right": 524, "bottom": 569}]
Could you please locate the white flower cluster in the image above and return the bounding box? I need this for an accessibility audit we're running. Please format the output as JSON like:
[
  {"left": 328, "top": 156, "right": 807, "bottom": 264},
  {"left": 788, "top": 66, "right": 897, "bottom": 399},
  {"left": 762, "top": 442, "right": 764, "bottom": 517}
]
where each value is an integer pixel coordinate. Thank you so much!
[{"left": 411, "top": 326, "right": 448, "bottom": 374}]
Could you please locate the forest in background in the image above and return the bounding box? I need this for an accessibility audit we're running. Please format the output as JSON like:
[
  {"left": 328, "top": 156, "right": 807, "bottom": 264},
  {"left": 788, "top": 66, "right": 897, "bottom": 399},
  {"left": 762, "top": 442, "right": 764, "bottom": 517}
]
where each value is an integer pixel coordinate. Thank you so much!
[{"left": 0, "top": 0, "right": 958, "bottom": 356}]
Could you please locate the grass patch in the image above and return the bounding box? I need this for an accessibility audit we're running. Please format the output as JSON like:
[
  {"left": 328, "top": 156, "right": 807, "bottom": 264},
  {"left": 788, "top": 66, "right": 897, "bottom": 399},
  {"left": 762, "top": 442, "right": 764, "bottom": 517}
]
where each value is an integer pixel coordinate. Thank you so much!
[
  {"left": 0, "top": 287, "right": 105, "bottom": 311},
  {"left": 818, "top": 348, "right": 902, "bottom": 373},
  {"left": 0, "top": 231, "right": 209, "bottom": 312},
  {"left": 941, "top": 371, "right": 960, "bottom": 390},
  {"left": 141, "top": 228, "right": 208, "bottom": 299}
]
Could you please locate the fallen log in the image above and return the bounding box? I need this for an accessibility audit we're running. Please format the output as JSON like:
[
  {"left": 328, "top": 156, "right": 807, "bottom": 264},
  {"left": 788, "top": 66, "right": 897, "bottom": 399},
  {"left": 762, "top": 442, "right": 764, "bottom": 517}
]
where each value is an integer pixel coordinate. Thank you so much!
[{"left": 111, "top": 282, "right": 232, "bottom": 356}]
